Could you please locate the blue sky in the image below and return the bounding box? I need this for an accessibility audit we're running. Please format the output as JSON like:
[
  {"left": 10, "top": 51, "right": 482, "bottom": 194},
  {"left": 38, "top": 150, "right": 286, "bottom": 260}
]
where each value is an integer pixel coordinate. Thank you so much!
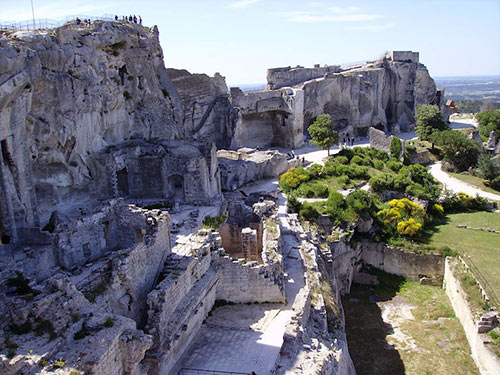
[{"left": 2, "top": 0, "right": 500, "bottom": 85}]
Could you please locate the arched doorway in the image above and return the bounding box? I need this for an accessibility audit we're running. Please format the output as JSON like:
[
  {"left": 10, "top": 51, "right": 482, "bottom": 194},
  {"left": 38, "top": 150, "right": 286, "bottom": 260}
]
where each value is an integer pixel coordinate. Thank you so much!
[{"left": 169, "top": 174, "right": 184, "bottom": 201}]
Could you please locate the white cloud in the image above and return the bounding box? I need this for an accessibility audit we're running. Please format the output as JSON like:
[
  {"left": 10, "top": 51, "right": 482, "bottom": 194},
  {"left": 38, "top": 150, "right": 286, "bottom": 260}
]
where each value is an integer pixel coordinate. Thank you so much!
[
  {"left": 347, "top": 23, "right": 396, "bottom": 31},
  {"left": 279, "top": 3, "right": 382, "bottom": 23},
  {"left": 228, "top": 0, "right": 262, "bottom": 9},
  {"left": 287, "top": 13, "right": 382, "bottom": 23},
  {"left": 329, "top": 6, "right": 361, "bottom": 14}
]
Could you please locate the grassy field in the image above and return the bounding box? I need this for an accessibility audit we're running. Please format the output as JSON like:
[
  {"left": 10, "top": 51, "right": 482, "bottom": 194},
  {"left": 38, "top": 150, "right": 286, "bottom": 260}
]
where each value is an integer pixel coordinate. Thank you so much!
[
  {"left": 427, "top": 211, "right": 500, "bottom": 297},
  {"left": 343, "top": 270, "right": 479, "bottom": 375},
  {"left": 448, "top": 172, "right": 500, "bottom": 197}
]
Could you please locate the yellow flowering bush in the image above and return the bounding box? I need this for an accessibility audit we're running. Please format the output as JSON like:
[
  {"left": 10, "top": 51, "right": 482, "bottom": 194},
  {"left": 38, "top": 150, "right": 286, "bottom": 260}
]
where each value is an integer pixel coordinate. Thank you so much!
[{"left": 377, "top": 198, "right": 426, "bottom": 237}]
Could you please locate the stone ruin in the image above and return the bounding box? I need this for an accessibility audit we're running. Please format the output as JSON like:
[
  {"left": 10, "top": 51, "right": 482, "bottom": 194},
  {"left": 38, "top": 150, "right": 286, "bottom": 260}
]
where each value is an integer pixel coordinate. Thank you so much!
[{"left": 0, "top": 18, "right": 463, "bottom": 375}]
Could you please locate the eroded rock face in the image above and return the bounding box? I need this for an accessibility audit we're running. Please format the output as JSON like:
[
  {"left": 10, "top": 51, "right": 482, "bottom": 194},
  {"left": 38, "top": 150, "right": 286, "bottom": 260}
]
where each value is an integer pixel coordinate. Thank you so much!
[
  {"left": 0, "top": 21, "right": 184, "bottom": 240},
  {"left": 217, "top": 148, "right": 288, "bottom": 191},
  {"left": 302, "top": 59, "right": 442, "bottom": 137},
  {"left": 166, "top": 69, "right": 238, "bottom": 149}
]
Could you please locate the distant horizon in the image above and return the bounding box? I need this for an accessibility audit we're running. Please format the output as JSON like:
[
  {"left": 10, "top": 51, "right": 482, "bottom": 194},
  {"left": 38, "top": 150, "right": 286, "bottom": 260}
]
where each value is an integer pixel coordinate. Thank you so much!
[{"left": 229, "top": 74, "right": 500, "bottom": 87}]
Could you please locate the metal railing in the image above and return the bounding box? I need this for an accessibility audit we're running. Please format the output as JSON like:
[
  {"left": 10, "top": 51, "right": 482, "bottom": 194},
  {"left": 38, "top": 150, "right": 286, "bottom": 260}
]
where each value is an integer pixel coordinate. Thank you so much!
[
  {"left": 0, "top": 14, "right": 123, "bottom": 32},
  {"left": 178, "top": 369, "right": 251, "bottom": 375}
]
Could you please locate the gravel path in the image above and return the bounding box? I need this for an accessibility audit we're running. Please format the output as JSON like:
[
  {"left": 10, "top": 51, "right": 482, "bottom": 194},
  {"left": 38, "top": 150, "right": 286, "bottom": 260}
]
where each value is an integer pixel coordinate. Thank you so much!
[{"left": 429, "top": 162, "right": 500, "bottom": 201}]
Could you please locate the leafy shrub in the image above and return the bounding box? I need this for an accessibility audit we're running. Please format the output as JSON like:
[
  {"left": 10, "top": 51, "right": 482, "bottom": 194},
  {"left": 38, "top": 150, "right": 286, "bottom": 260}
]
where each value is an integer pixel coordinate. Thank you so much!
[
  {"left": 299, "top": 203, "right": 320, "bottom": 221},
  {"left": 431, "top": 203, "right": 444, "bottom": 216},
  {"left": 287, "top": 193, "right": 302, "bottom": 213},
  {"left": 279, "top": 167, "right": 309, "bottom": 192},
  {"left": 373, "top": 160, "right": 384, "bottom": 170},
  {"left": 104, "top": 318, "right": 114, "bottom": 328},
  {"left": 390, "top": 137, "right": 402, "bottom": 158},
  {"left": 297, "top": 181, "right": 329, "bottom": 198},
  {"left": 430, "top": 130, "right": 479, "bottom": 171},
  {"left": 386, "top": 159, "right": 403, "bottom": 172},
  {"left": 396, "top": 219, "right": 422, "bottom": 237},
  {"left": 337, "top": 175, "right": 350, "bottom": 189},
  {"left": 441, "top": 191, "right": 487, "bottom": 212},
  {"left": 345, "top": 190, "right": 377, "bottom": 217},
  {"left": 476, "top": 109, "right": 500, "bottom": 139},
  {"left": 306, "top": 163, "right": 323, "bottom": 178},
  {"left": 377, "top": 198, "right": 426, "bottom": 237},
  {"left": 406, "top": 145, "right": 417, "bottom": 154},
  {"left": 202, "top": 214, "right": 227, "bottom": 230},
  {"left": 335, "top": 156, "right": 349, "bottom": 165},
  {"left": 369, "top": 173, "right": 395, "bottom": 192},
  {"left": 350, "top": 155, "right": 370, "bottom": 166}
]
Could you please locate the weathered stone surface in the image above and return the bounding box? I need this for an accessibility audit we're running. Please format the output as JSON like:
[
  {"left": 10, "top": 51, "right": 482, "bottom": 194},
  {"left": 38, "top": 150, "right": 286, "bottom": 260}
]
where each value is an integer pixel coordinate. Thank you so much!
[
  {"left": 167, "top": 69, "right": 237, "bottom": 148},
  {"left": 230, "top": 87, "right": 304, "bottom": 149},
  {"left": 218, "top": 148, "right": 288, "bottom": 191},
  {"left": 369, "top": 126, "right": 405, "bottom": 156},
  {"left": 267, "top": 64, "right": 341, "bottom": 90},
  {"left": 0, "top": 21, "right": 184, "bottom": 242},
  {"left": 90, "top": 139, "right": 222, "bottom": 205},
  {"left": 487, "top": 130, "right": 496, "bottom": 150}
]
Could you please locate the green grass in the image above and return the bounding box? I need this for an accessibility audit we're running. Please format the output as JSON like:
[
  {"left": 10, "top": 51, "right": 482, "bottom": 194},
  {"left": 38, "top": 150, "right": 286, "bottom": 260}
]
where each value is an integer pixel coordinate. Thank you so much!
[
  {"left": 427, "top": 211, "right": 500, "bottom": 295},
  {"left": 343, "top": 270, "right": 479, "bottom": 375},
  {"left": 448, "top": 172, "right": 500, "bottom": 197}
]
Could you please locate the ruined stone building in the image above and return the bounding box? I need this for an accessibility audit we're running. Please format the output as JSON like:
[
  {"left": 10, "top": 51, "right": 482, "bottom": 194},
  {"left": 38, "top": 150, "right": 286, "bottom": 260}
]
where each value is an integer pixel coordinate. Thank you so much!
[{"left": 0, "top": 17, "right": 455, "bottom": 375}]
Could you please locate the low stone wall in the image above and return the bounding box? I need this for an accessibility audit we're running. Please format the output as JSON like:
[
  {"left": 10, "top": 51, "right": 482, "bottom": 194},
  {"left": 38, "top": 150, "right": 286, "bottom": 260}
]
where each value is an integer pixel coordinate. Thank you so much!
[
  {"left": 215, "top": 253, "right": 285, "bottom": 303},
  {"left": 357, "top": 241, "right": 445, "bottom": 280},
  {"left": 443, "top": 258, "right": 500, "bottom": 375}
]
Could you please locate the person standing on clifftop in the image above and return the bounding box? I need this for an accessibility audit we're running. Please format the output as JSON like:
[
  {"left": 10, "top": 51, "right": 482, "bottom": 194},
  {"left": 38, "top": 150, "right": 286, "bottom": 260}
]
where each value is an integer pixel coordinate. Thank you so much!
[{"left": 139, "top": 16, "right": 142, "bottom": 24}]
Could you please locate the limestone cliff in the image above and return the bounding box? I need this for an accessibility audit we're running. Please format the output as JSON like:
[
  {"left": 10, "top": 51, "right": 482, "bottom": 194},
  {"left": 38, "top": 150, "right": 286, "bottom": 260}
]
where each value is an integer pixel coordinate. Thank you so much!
[
  {"left": 301, "top": 58, "right": 442, "bottom": 136},
  {"left": 0, "top": 21, "right": 185, "bottom": 239},
  {"left": 166, "top": 68, "right": 237, "bottom": 149}
]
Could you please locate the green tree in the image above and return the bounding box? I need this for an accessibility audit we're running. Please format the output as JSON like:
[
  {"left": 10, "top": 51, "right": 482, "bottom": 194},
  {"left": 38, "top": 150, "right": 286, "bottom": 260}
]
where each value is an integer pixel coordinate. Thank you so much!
[
  {"left": 476, "top": 109, "right": 500, "bottom": 139},
  {"left": 390, "top": 136, "right": 402, "bottom": 159},
  {"left": 415, "top": 104, "right": 448, "bottom": 142},
  {"left": 308, "top": 114, "right": 338, "bottom": 156},
  {"left": 431, "top": 130, "right": 479, "bottom": 171}
]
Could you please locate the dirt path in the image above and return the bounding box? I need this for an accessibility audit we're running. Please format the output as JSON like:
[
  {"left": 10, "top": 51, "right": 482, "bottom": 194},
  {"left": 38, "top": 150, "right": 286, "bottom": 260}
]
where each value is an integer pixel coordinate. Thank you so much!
[{"left": 429, "top": 162, "right": 500, "bottom": 201}]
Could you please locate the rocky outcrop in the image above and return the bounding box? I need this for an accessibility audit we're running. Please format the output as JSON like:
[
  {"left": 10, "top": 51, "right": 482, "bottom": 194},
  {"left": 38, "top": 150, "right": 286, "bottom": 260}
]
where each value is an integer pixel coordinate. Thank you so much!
[
  {"left": 301, "top": 56, "right": 442, "bottom": 137},
  {"left": 0, "top": 21, "right": 184, "bottom": 241},
  {"left": 217, "top": 148, "right": 288, "bottom": 191},
  {"left": 166, "top": 69, "right": 237, "bottom": 149},
  {"left": 267, "top": 64, "right": 341, "bottom": 90}
]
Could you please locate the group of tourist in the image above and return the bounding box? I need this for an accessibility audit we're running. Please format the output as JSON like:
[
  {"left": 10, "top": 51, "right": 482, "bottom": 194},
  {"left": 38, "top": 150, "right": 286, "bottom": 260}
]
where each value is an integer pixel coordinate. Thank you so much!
[
  {"left": 115, "top": 15, "right": 142, "bottom": 24},
  {"left": 75, "top": 15, "right": 143, "bottom": 27},
  {"left": 339, "top": 135, "right": 356, "bottom": 149}
]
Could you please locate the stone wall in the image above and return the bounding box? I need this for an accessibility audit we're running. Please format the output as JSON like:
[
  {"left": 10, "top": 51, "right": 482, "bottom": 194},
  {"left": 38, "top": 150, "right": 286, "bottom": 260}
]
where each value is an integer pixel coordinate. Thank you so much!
[
  {"left": 369, "top": 127, "right": 405, "bottom": 156},
  {"left": 215, "top": 253, "right": 285, "bottom": 303},
  {"left": 145, "top": 231, "right": 217, "bottom": 375},
  {"left": 54, "top": 199, "right": 152, "bottom": 269},
  {"left": 108, "top": 210, "right": 171, "bottom": 322},
  {"left": 266, "top": 65, "right": 341, "bottom": 90},
  {"left": 217, "top": 148, "right": 288, "bottom": 191},
  {"left": 357, "top": 240, "right": 445, "bottom": 280},
  {"left": 90, "top": 139, "right": 222, "bottom": 206},
  {"left": 443, "top": 258, "right": 500, "bottom": 375},
  {"left": 389, "top": 51, "right": 419, "bottom": 63}
]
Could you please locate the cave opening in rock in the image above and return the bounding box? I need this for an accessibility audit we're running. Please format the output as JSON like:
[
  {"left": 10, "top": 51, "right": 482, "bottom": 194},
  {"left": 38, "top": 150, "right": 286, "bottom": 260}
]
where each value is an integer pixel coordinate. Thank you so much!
[
  {"left": 169, "top": 174, "right": 184, "bottom": 201},
  {"left": 117, "top": 167, "right": 130, "bottom": 196}
]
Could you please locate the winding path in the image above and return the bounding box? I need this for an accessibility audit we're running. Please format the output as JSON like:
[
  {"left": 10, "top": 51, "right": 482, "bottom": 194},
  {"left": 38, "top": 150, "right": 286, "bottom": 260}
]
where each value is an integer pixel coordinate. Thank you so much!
[{"left": 429, "top": 162, "right": 500, "bottom": 201}]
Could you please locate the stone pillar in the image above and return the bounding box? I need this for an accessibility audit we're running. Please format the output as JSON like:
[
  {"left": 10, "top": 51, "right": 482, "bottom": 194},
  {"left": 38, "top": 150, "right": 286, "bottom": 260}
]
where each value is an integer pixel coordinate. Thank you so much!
[{"left": 241, "top": 227, "right": 258, "bottom": 261}]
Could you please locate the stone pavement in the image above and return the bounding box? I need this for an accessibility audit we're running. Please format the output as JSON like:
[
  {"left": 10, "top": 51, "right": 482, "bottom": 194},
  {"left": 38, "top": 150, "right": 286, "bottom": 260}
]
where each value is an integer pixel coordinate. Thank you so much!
[{"left": 170, "top": 193, "right": 306, "bottom": 375}]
